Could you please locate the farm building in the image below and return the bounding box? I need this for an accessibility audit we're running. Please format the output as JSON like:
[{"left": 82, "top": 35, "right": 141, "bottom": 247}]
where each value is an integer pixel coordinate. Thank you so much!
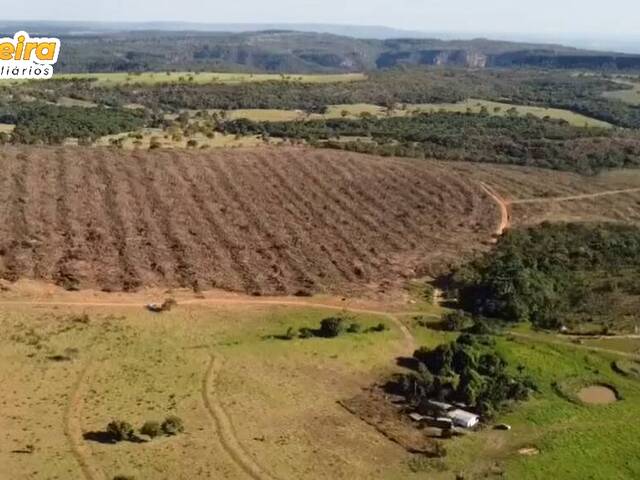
[{"left": 447, "top": 409, "right": 479, "bottom": 428}]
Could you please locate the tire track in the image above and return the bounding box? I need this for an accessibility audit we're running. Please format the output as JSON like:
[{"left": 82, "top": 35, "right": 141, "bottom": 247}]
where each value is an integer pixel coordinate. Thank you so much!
[
  {"left": 64, "top": 362, "right": 105, "bottom": 480},
  {"left": 202, "top": 354, "right": 280, "bottom": 480}
]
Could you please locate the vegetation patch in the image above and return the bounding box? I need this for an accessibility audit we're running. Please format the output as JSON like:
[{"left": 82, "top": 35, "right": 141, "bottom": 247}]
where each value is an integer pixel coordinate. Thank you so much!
[
  {"left": 451, "top": 222, "right": 640, "bottom": 332},
  {"left": 388, "top": 334, "right": 537, "bottom": 419},
  {"left": 612, "top": 359, "right": 640, "bottom": 379},
  {"left": 217, "top": 112, "right": 640, "bottom": 174},
  {"left": 279, "top": 314, "right": 388, "bottom": 340}
]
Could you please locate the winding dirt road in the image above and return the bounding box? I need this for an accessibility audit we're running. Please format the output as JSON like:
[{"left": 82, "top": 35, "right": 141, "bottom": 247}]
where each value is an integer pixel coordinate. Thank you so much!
[
  {"left": 509, "top": 187, "right": 640, "bottom": 204},
  {"left": 480, "top": 183, "right": 640, "bottom": 238},
  {"left": 480, "top": 183, "right": 511, "bottom": 236}
]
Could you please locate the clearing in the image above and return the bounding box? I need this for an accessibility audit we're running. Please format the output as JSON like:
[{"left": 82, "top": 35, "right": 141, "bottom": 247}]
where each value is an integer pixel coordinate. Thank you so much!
[
  {"left": 1, "top": 146, "right": 639, "bottom": 295},
  {"left": 0, "top": 146, "right": 498, "bottom": 295}
]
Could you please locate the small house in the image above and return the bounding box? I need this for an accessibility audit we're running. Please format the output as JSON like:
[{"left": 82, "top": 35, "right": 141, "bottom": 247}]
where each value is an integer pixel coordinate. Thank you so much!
[{"left": 447, "top": 409, "right": 479, "bottom": 429}]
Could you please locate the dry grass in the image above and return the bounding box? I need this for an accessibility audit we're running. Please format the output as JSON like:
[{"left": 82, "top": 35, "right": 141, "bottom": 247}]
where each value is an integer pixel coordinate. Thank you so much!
[{"left": 54, "top": 72, "right": 367, "bottom": 86}]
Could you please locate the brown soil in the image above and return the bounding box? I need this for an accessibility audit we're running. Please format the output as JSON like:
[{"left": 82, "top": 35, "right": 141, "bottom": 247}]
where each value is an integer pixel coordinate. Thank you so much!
[
  {"left": 577, "top": 385, "right": 618, "bottom": 405},
  {"left": 0, "top": 146, "right": 497, "bottom": 295},
  {"left": 339, "top": 387, "right": 439, "bottom": 455}
]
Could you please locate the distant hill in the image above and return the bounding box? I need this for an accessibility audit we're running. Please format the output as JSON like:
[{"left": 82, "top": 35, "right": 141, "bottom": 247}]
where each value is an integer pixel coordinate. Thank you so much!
[{"left": 2, "top": 22, "right": 640, "bottom": 73}]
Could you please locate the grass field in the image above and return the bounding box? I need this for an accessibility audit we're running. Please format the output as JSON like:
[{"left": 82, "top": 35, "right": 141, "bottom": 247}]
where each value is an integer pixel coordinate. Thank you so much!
[
  {"left": 1, "top": 283, "right": 639, "bottom": 479},
  {"left": 603, "top": 80, "right": 640, "bottom": 105},
  {"left": 0, "top": 123, "right": 15, "bottom": 133},
  {"left": 0, "top": 285, "right": 420, "bottom": 480},
  {"left": 207, "top": 99, "right": 612, "bottom": 128},
  {"left": 54, "top": 71, "right": 367, "bottom": 86}
]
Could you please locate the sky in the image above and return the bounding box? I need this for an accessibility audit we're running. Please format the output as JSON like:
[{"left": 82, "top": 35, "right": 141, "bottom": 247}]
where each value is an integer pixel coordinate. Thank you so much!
[{"left": 3, "top": 0, "right": 640, "bottom": 38}]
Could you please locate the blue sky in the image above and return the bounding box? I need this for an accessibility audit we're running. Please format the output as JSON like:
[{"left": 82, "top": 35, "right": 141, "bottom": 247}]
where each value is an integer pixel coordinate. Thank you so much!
[{"left": 5, "top": 0, "right": 640, "bottom": 37}]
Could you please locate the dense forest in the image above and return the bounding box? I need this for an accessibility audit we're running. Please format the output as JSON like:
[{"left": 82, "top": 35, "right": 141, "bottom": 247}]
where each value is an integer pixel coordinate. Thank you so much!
[
  {"left": 0, "top": 104, "right": 146, "bottom": 144},
  {"left": 450, "top": 223, "right": 640, "bottom": 333},
  {"left": 218, "top": 112, "right": 640, "bottom": 174}
]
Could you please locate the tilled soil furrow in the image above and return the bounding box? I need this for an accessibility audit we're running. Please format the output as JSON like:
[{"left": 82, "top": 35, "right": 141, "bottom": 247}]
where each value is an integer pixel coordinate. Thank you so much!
[
  {"left": 163, "top": 151, "right": 248, "bottom": 291},
  {"left": 320, "top": 154, "right": 428, "bottom": 246},
  {"left": 75, "top": 155, "right": 123, "bottom": 289},
  {"left": 277, "top": 150, "right": 377, "bottom": 280},
  {"left": 0, "top": 146, "right": 529, "bottom": 295},
  {"left": 134, "top": 152, "right": 199, "bottom": 290},
  {"left": 291, "top": 154, "right": 382, "bottom": 276},
  {"left": 196, "top": 155, "right": 276, "bottom": 294},
  {"left": 1, "top": 150, "right": 32, "bottom": 281},
  {"left": 305, "top": 152, "right": 402, "bottom": 252},
  {"left": 244, "top": 152, "right": 350, "bottom": 288},
  {"left": 52, "top": 150, "right": 82, "bottom": 289},
  {"left": 117, "top": 152, "right": 178, "bottom": 285},
  {"left": 93, "top": 151, "right": 143, "bottom": 291},
  {"left": 215, "top": 154, "right": 314, "bottom": 293},
  {"left": 259, "top": 152, "right": 361, "bottom": 283},
  {"left": 27, "top": 150, "right": 62, "bottom": 280}
]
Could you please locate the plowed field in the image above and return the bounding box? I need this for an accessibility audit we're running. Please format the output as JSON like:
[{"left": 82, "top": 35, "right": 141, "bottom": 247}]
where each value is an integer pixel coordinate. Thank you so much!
[{"left": 0, "top": 147, "right": 497, "bottom": 295}]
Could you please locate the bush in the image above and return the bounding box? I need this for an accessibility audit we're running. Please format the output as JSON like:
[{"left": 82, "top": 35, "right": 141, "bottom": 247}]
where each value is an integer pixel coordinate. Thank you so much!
[
  {"left": 283, "top": 327, "right": 296, "bottom": 340},
  {"left": 140, "top": 420, "right": 162, "bottom": 438},
  {"left": 347, "top": 322, "right": 362, "bottom": 333},
  {"left": 107, "top": 420, "right": 136, "bottom": 442},
  {"left": 442, "top": 311, "right": 472, "bottom": 331},
  {"left": 161, "top": 415, "right": 184, "bottom": 435},
  {"left": 368, "top": 322, "right": 389, "bottom": 333},
  {"left": 319, "top": 317, "right": 346, "bottom": 338},
  {"left": 298, "top": 327, "right": 314, "bottom": 339}
]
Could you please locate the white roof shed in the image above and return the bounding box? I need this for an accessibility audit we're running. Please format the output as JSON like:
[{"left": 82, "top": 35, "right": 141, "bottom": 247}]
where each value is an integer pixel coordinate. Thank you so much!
[{"left": 447, "top": 409, "right": 480, "bottom": 428}]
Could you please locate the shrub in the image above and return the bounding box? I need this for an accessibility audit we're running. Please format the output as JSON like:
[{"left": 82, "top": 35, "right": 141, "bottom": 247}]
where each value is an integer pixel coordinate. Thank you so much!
[
  {"left": 284, "top": 327, "right": 296, "bottom": 340},
  {"left": 347, "top": 322, "right": 362, "bottom": 333},
  {"left": 161, "top": 415, "right": 184, "bottom": 435},
  {"left": 368, "top": 322, "right": 388, "bottom": 333},
  {"left": 319, "top": 317, "right": 346, "bottom": 338},
  {"left": 140, "top": 420, "right": 162, "bottom": 438},
  {"left": 298, "top": 327, "right": 314, "bottom": 339},
  {"left": 442, "top": 311, "right": 472, "bottom": 331},
  {"left": 107, "top": 420, "right": 136, "bottom": 442}
]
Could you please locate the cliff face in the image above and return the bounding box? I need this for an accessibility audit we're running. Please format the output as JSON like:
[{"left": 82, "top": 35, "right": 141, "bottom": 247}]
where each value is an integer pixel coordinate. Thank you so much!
[{"left": 55, "top": 31, "right": 640, "bottom": 73}]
